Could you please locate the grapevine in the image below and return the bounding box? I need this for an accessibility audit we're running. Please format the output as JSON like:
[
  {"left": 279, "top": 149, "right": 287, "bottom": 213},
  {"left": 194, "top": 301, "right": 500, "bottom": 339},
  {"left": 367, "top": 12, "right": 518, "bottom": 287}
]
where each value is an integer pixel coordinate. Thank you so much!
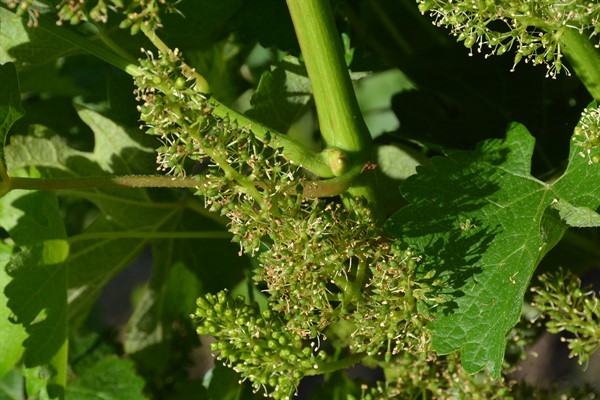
[{"left": 1, "top": 0, "right": 599, "bottom": 398}]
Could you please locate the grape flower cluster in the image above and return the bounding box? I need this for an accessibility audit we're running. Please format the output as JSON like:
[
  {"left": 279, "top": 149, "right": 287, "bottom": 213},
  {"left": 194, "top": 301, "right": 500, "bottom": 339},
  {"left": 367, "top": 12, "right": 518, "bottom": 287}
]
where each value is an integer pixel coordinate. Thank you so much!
[
  {"left": 3, "top": 0, "right": 176, "bottom": 31},
  {"left": 531, "top": 269, "right": 600, "bottom": 365},
  {"left": 573, "top": 105, "right": 600, "bottom": 164},
  {"left": 193, "top": 290, "right": 326, "bottom": 400},
  {"left": 134, "top": 47, "right": 435, "bottom": 397},
  {"left": 417, "top": 0, "right": 600, "bottom": 77}
]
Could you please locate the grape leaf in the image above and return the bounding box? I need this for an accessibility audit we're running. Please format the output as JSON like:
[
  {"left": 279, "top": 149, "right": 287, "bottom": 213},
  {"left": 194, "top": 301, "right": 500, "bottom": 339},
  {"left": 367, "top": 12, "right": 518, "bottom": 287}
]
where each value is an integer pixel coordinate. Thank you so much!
[
  {"left": 3, "top": 192, "right": 69, "bottom": 367},
  {"left": 124, "top": 210, "right": 248, "bottom": 371},
  {"left": 0, "top": 369, "right": 24, "bottom": 400},
  {"left": 232, "top": 0, "right": 298, "bottom": 53},
  {"left": 65, "top": 356, "right": 145, "bottom": 400},
  {"left": 0, "top": 241, "right": 27, "bottom": 377},
  {"left": 0, "top": 8, "right": 78, "bottom": 70},
  {"left": 386, "top": 122, "right": 600, "bottom": 378},
  {"left": 4, "top": 107, "right": 244, "bottom": 360},
  {"left": 206, "top": 363, "right": 261, "bottom": 400},
  {"left": 0, "top": 62, "right": 24, "bottom": 170},
  {"left": 246, "top": 56, "right": 312, "bottom": 135},
  {"left": 159, "top": 0, "right": 243, "bottom": 50},
  {"left": 354, "top": 69, "right": 413, "bottom": 138},
  {"left": 3, "top": 109, "right": 162, "bottom": 330}
]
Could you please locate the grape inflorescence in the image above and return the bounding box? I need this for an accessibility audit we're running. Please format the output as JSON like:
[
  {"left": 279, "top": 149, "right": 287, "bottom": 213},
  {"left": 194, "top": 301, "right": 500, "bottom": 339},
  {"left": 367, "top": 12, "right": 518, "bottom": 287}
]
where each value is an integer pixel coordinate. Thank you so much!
[
  {"left": 134, "top": 47, "right": 433, "bottom": 398},
  {"left": 418, "top": 0, "right": 600, "bottom": 77}
]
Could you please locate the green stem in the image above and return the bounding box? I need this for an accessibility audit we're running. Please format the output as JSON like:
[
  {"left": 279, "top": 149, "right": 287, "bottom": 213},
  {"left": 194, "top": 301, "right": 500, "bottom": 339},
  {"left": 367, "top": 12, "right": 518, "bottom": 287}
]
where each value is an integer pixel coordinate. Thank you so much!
[
  {"left": 300, "top": 164, "right": 360, "bottom": 197},
  {"left": 306, "top": 352, "right": 366, "bottom": 375},
  {"left": 8, "top": 175, "right": 203, "bottom": 191},
  {"left": 286, "top": 0, "right": 371, "bottom": 153},
  {"left": 0, "top": 164, "right": 10, "bottom": 198},
  {"left": 139, "top": 25, "right": 333, "bottom": 177},
  {"left": 69, "top": 230, "right": 230, "bottom": 243},
  {"left": 97, "top": 29, "right": 138, "bottom": 64},
  {"left": 286, "top": 0, "right": 385, "bottom": 221},
  {"left": 3, "top": 167, "right": 358, "bottom": 199},
  {"left": 353, "top": 259, "right": 367, "bottom": 296},
  {"left": 560, "top": 28, "right": 600, "bottom": 101},
  {"left": 205, "top": 147, "right": 266, "bottom": 205}
]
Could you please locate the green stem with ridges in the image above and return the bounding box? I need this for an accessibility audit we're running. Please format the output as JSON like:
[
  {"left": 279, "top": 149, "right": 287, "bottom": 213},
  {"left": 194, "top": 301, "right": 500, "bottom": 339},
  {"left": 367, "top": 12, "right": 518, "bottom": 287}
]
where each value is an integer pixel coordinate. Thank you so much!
[
  {"left": 69, "top": 230, "right": 230, "bottom": 243},
  {"left": 1, "top": 166, "right": 357, "bottom": 199},
  {"left": 559, "top": 28, "right": 600, "bottom": 101},
  {"left": 286, "top": 0, "right": 385, "bottom": 222},
  {"left": 286, "top": 1, "right": 371, "bottom": 153},
  {"left": 7, "top": 175, "right": 202, "bottom": 191}
]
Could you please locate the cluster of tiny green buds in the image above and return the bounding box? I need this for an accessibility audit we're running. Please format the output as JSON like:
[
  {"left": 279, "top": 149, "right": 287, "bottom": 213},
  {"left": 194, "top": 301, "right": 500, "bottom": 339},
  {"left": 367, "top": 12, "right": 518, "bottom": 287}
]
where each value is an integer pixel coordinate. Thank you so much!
[
  {"left": 417, "top": 0, "right": 600, "bottom": 77},
  {"left": 359, "top": 350, "right": 513, "bottom": 399},
  {"left": 52, "top": 0, "right": 122, "bottom": 26},
  {"left": 255, "top": 200, "right": 387, "bottom": 338},
  {"left": 3, "top": 0, "right": 40, "bottom": 26},
  {"left": 4, "top": 0, "right": 175, "bottom": 30},
  {"left": 531, "top": 269, "right": 600, "bottom": 365},
  {"left": 348, "top": 244, "right": 432, "bottom": 361},
  {"left": 192, "top": 290, "right": 327, "bottom": 400},
  {"left": 573, "top": 105, "right": 600, "bottom": 164},
  {"left": 119, "top": 0, "right": 178, "bottom": 34},
  {"left": 134, "top": 47, "right": 214, "bottom": 177}
]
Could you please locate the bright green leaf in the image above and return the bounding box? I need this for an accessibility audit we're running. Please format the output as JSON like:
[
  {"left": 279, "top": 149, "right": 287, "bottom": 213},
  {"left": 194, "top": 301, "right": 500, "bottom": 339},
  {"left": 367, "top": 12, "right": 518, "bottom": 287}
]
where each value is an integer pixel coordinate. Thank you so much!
[
  {"left": 386, "top": 122, "right": 600, "bottom": 377},
  {"left": 0, "top": 241, "right": 26, "bottom": 377},
  {"left": 354, "top": 69, "right": 414, "bottom": 138},
  {"left": 550, "top": 198, "right": 600, "bottom": 227},
  {"left": 376, "top": 143, "right": 424, "bottom": 181}
]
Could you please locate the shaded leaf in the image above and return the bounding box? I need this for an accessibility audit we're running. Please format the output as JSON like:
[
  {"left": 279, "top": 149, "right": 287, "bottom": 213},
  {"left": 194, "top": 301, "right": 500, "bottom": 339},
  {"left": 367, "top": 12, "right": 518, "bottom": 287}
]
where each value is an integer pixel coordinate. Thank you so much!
[
  {"left": 124, "top": 210, "right": 248, "bottom": 376},
  {"left": 5, "top": 237, "right": 69, "bottom": 367},
  {"left": 206, "top": 363, "right": 260, "bottom": 400},
  {"left": 246, "top": 56, "right": 312, "bottom": 134},
  {"left": 232, "top": 0, "right": 298, "bottom": 53},
  {"left": 0, "top": 62, "right": 24, "bottom": 169},
  {"left": 0, "top": 8, "right": 78, "bottom": 70},
  {"left": 65, "top": 356, "right": 145, "bottom": 400},
  {"left": 159, "top": 0, "right": 243, "bottom": 50}
]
